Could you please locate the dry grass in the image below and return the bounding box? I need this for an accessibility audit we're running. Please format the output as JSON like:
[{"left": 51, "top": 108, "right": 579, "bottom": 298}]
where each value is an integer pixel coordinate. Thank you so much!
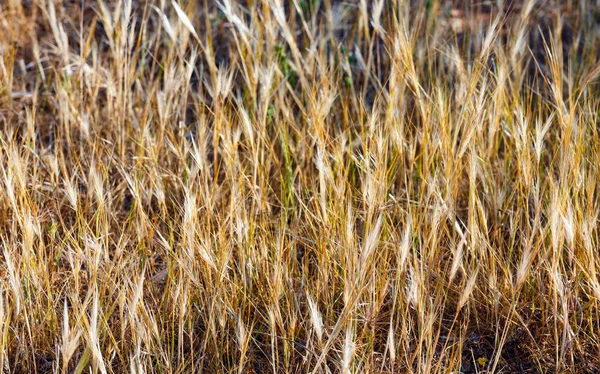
[{"left": 1, "top": 0, "right": 600, "bottom": 372}]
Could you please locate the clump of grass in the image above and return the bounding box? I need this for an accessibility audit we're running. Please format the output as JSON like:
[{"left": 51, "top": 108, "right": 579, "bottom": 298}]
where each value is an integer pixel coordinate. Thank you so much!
[{"left": 0, "top": 0, "right": 600, "bottom": 372}]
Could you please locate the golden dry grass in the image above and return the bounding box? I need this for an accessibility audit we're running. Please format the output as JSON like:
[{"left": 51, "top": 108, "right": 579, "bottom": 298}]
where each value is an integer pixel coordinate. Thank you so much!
[{"left": 1, "top": 0, "right": 600, "bottom": 372}]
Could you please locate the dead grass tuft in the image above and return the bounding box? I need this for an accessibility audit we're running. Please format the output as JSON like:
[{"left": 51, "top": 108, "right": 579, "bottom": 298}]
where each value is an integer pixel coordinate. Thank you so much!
[{"left": 1, "top": 0, "right": 600, "bottom": 372}]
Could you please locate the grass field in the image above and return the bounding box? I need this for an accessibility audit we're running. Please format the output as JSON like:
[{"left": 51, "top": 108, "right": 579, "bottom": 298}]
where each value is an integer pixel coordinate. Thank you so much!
[{"left": 1, "top": 0, "right": 600, "bottom": 372}]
